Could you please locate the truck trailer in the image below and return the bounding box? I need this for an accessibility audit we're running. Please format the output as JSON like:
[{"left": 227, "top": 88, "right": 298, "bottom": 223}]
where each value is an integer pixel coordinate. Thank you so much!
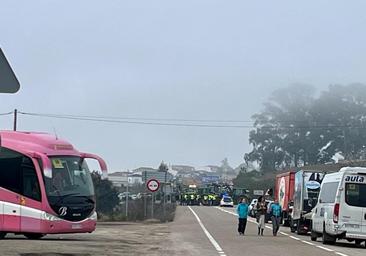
[
  {"left": 291, "top": 169, "right": 329, "bottom": 235},
  {"left": 275, "top": 171, "right": 296, "bottom": 226}
]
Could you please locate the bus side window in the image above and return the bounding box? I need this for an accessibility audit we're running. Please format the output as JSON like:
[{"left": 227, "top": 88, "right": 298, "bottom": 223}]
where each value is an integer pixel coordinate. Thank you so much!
[
  {"left": 0, "top": 147, "right": 22, "bottom": 194},
  {"left": 21, "top": 157, "right": 41, "bottom": 202}
]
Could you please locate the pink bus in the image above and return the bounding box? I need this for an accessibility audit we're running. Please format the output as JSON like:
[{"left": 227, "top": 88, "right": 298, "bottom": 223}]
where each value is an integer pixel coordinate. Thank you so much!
[{"left": 0, "top": 131, "right": 107, "bottom": 239}]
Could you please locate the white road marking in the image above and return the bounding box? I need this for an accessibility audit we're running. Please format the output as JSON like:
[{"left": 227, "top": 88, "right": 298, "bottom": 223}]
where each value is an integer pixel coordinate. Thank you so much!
[
  {"left": 316, "top": 246, "right": 334, "bottom": 252},
  {"left": 188, "top": 206, "right": 226, "bottom": 256},
  {"left": 335, "top": 253, "right": 349, "bottom": 256},
  {"left": 302, "top": 241, "right": 315, "bottom": 246},
  {"left": 289, "top": 235, "right": 301, "bottom": 241},
  {"left": 215, "top": 206, "right": 353, "bottom": 256}
]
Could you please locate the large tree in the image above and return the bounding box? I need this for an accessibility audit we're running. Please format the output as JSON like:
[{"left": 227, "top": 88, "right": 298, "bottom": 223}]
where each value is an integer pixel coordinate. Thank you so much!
[
  {"left": 245, "top": 84, "right": 316, "bottom": 170},
  {"left": 245, "top": 84, "right": 366, "bottom": 171},
  {"left": 91, "top": 171, "right": 120, "bottom": 215}
]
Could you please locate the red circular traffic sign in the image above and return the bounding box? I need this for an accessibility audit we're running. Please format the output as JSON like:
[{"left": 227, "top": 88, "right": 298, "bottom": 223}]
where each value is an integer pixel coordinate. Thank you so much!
[{"left": 146, "top": 179, "right": 160, "bottom": 192}]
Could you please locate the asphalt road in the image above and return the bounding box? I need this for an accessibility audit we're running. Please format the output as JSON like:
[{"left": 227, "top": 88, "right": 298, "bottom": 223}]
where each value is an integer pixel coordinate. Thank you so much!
[
  {"left": 0, "top": 206, "right": 365, "bottom": 256},
  {"left": 169, "top": 206, "right": 366, "bottom": 256}
]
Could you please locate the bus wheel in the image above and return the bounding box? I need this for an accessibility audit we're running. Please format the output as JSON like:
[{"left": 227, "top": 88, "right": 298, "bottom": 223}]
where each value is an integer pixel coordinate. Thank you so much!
[
  {"left": 0, "top": 232, "right": 7, "bottom": 239},
  {"left": 24, "top": 233, "right": 45, "bottom": 240}
]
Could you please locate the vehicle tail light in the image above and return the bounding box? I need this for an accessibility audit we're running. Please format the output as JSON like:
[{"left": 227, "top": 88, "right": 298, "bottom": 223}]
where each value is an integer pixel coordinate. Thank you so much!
[{"left": 333, "top": 203, "right": 340, "bottom": 223}]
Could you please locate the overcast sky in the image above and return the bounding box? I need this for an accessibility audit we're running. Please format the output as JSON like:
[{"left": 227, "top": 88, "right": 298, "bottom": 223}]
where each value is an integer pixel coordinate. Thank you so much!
[{"left": 1, "top": 1, "right": 366, "bottom": 172}]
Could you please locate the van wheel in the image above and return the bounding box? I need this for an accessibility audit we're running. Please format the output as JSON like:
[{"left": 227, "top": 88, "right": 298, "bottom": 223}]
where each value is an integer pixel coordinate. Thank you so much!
[
  {"left": 0, "top": 232, "right": 7, "bottom": 239},
  {"left": 322, "top": 225, "right": 335, "bottom": 245},
  {"left": 297, "top": 223, "right": 307, "bottom": 235},
  {"left": 311, "top": 231, "right": 318, "bottom": 241},
  {"left": 24, "top": 233, "right": 45, "bottom": 240}
]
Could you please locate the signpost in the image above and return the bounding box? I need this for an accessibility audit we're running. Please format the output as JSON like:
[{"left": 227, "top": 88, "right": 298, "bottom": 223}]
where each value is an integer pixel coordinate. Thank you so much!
[
  {"left": 146, "top": 179, "right": 160, "bottom": 219},
  {"left": 146, "top": 179, "right": 160, "bottom": 192},
  {"left": 253, "top": 190, "right": 264, "bottom": 196}
]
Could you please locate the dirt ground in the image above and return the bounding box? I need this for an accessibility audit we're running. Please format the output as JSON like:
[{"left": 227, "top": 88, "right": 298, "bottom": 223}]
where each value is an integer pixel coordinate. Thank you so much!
[{"left": 0, "top": 221, "right": 176, "bottom": 256}]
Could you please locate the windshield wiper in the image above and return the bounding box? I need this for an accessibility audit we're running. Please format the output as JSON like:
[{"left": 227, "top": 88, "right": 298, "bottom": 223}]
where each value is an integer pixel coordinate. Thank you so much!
[
  {"left": 56, "top": 193, "right": 80, "bottom": 204},
  {"left": 76, "top": 195, "right": 95, "bottom": 204}
]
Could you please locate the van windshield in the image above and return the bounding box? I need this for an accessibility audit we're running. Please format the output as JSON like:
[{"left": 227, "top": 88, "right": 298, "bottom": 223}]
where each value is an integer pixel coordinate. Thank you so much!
[{"left": 345, "top": 183, "right": 366, "bottom": 207}]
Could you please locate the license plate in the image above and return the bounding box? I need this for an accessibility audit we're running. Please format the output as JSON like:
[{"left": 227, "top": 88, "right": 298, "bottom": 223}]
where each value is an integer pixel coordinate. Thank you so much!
[{"left": 72, "top": 224, "right": 82, "bottom": 229}]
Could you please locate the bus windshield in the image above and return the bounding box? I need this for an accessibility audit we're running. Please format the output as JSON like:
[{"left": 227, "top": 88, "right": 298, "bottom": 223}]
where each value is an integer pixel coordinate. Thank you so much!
[{"left": 44, "top": 156, "right": 95, "bottom": 197}]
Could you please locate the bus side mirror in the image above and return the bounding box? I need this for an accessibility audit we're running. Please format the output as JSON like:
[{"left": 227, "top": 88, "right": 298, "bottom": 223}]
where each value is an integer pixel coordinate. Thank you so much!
[
  {"left": 31, "top": 152, "right": 53, "bottom": 178},
  {"left": 81, "top": 153, "right": 108, "bottom": 179}
]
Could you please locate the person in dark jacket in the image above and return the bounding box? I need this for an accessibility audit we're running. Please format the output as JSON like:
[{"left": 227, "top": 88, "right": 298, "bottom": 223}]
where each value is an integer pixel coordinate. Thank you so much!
[
  {"left": 256, "top": 196, "right": 267, "bottom": 236},
  {"left": 236, "top": 198, "right": 249, "bottom": 235}
]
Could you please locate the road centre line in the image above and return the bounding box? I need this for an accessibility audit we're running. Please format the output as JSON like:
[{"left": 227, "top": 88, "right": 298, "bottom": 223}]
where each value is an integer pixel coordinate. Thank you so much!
[
  {"left": 188, "top": 206, "right": 226, "bottom": 256},
  {"left": 215, "top": 206, "right": 350, "bottom": 256}
]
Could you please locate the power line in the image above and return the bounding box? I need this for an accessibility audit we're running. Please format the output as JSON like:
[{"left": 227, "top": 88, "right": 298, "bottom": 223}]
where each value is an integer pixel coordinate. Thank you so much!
[
  {"left": 19, "top": 111, "right": 254, "bottom": 123},
  {"left": 17, "top": 111, "right": 361, "bottom": 125},
  {"left": 17, "top": 111, "right": 366, "bottom": 130},
  {"left": 18, "top": 112, "right": 253, "bottom": 128},
  {"left": 0, "top": 111, "right": 13, "bottom": 116}
]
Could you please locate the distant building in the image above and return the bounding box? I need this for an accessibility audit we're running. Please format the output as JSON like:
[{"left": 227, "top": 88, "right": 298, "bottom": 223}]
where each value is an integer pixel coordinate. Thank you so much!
[
  {"left": 108, "top": 172, "right": 128, "bottom": 187},
  {"left": 132, "top": 167, "right": 156, "bottom": 175},
  {"left": 171, "top": 165, "right": 195, "bottom": 173},
  {"left": 108, "top": 171, "right": 143, "bottom": 187},
  {"left": 129, "top": 173, "right": 143, "bottom": 184}
]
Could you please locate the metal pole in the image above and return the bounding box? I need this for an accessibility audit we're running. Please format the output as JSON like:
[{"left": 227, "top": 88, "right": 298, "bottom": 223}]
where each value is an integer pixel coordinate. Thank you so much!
[
  {"left": 144, "top": 193, "right": 147, "bottom": 218},
  {"left": 13, "top": 109, "right": 17, "bottom": 131},
  {"left": 151, "top": 193, "right": 154, "bottom": 219},
  {"left": 163, "top": 170, "right": 167, "bottom": 222},
  {"left": 126, "top": 170, "right": 129, "bottom": 219}
]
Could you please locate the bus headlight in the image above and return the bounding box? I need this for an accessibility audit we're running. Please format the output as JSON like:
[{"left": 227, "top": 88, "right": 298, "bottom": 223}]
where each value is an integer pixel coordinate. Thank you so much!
[
  {"left": 90, "top": 211, "right": 98, "bottom": 221},
  {"left": 42, "top": 212, "right": 59, "bottom": 221}
]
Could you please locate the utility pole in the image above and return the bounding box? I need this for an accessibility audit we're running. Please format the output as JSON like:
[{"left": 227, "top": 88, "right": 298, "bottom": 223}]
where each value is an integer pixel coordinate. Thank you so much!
[
  {"left": 125, "top": 170, "right": 129, "bottom": 219},
  {"left": 13, "top": 109, "right": 17, "bottom": 131}
]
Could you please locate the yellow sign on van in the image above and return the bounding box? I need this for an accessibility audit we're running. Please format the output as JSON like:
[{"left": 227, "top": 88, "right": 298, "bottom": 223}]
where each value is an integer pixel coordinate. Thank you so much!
[{"left": 52, "top": 159, "right": 64, "bottom": 169}]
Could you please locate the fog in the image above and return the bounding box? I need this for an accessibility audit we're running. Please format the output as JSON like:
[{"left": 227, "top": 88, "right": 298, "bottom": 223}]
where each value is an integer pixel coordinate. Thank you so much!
[{"left": 1, "top": 1, "right": 365, "bottom": 171}]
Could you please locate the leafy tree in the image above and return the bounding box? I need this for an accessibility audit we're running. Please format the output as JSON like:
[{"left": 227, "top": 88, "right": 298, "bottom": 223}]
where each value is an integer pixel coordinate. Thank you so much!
[
  {"left": 233, "top": 170, "right": 274, "bottom": 192},
  {"left": 219, "top": 158, "right": 234, "bottom": 174},
  {"left": 309, "top": 84, "right": 366, "bottom": 161},
  {"left": 245, "top": 84, "right": 366, "bottom": 171},
  {"left": 245, "top": 84, "right": 316, "bottom": 170},
  {"left": 91, "top": 171, "right": 119, "bottom": 215},
  {"left": 158, "top": 161, "right": 169, "bottom": 172}
]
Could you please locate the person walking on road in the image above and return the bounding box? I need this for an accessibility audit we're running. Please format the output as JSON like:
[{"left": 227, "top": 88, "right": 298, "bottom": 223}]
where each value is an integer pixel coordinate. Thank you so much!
[
  {"left": 256, "top": 196, "right": 267, "bottom": 236},
  {"left": 270, "top": 199, "right": 282, "bottom": 236},
  {"left": 236, "top": 198, "right": 249, "bottom": 236}
]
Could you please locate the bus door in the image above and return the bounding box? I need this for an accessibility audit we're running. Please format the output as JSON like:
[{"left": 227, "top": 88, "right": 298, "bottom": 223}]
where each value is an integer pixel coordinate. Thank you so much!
[{"left": 19, "top": 159, "right": 42, "bottom": 233}]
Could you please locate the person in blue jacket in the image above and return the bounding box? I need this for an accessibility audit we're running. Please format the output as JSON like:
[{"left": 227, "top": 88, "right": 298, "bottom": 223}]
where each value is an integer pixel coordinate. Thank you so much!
[
  {"left": 270, "top": 199, "right": 282, "bottom": 236},
  {"left": 236, "top": 198, "right": 249, "bottom": 235}
]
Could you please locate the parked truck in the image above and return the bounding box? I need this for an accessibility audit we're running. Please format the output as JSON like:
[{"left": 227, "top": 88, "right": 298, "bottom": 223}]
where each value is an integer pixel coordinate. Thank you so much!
[
  {"left": 275, "top": 171, "right": 296, "bottom": 226},
  {"left": 290, "top": 169, "right": 329, "bottom": 235}
]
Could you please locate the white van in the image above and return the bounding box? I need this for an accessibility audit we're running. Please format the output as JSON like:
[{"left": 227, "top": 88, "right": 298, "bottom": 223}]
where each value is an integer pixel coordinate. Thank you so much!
[{"left": 311, "top": 167, "right": 366, "bottom": 246}]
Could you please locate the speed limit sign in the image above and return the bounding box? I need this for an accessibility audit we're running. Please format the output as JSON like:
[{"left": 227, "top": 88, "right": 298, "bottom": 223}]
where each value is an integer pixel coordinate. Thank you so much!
[{"left": 146, "top": 179, "right": 160, "bottom": 192}]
